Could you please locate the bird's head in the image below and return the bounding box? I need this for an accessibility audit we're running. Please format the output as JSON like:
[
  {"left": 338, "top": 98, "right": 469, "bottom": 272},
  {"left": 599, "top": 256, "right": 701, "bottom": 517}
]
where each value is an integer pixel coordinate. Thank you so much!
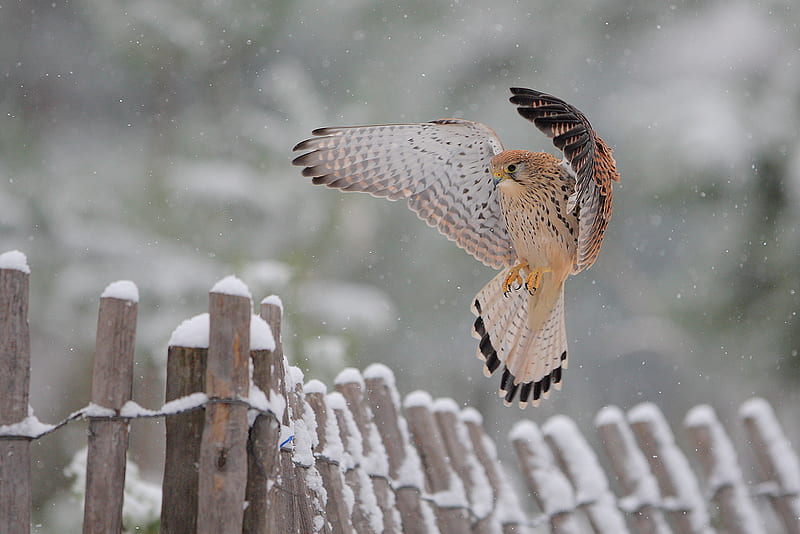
[{"left": 490, "top": 150, "right": 563, "bottom": 190}]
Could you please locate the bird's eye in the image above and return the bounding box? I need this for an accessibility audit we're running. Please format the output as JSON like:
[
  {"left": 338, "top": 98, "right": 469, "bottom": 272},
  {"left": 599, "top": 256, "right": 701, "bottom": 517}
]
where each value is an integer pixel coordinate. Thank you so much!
[{"left": 505, "top": 164, "right": 517, "bottom": 173}]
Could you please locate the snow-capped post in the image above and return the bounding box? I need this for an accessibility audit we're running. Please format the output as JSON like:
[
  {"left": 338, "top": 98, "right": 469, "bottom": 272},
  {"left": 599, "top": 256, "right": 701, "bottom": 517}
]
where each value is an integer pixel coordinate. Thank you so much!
[
  {"left": 160, "top": 314, "right": 209, "bottom": 534},
  {"left": 0, "top": 251, "right": 32, "bottom": 534},
  {"left": 684, "top": 405, "right": 766, "bottom": 534},
  {"left": 594, "top": 406, "right": 671, "bottom": 534},
  {"left": 243, "top": 306, "right": 282, "bottom": 534},
  {"left": 196, "top": 277, "right": 251, "bottom": 534},
  {"left": 542, "top": 415, "right": 631, "bottom": 534},
  {"left": 305, "top": 382, "right": 355, "bottom": 534},
  {"left": 363, "top": 364, "right": 436, "bottom": 534},
  {"left": 82, "top": 280, "right": 138, "bottom": 534},
  {"left": 403, "top": 391, "right": 471, "bottom": 534},
  {"left": 336, "top": 369, "right": 402, "bottom": 534},
  {"left": 739, "top": 398, "right": 800, "bottom": 534},
  {"left": 509, "top": 420, "right": 583, "bottom": 534},
  {"left": 627, "top": 403, "right": 712, "bottom": 534},
  {"left": 432, "top": 398, "right": 497, "bottom": 534},
  {"left": 461, "top": 409, "right": 531, "bottom": 534}
]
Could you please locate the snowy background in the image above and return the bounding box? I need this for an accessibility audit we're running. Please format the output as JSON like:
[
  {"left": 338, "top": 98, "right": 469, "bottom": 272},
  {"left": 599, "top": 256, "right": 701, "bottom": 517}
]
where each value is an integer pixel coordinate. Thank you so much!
[{"left": 2, "top": 0, "right": 799, "bottom": 529}]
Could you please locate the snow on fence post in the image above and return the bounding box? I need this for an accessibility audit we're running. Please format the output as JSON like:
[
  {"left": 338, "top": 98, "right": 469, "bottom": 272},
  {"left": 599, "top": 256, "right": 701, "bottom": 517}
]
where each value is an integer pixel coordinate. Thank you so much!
[
  {"left": 196, "top": 277, "right": 251, "bottom": 534},
  {"left": 306, "top": 382, "right": 356, "bottom": 534},
  {"left": 403, "top": 391, "right": 471, "bottom": 534},
  {"left": 684, "top": 405, "right": 766, "bottom": 534},
  {"left": 542, "top": 415, "right": 631, "bottom": 534},
  {"left": 336, "top": 369, "right": 402, "bottom": 534},
  {"left": 594, "top": 406, "right": 672, "bottom": 534},
  {"left": 739, "top": 398, "right": 800, "bottom": 534},
  {"left": 363, "top": 364, "right": 436, "bottom": 534},
  {"left": 0, "top": 251, "right": 32, "bottom": 534},
  {"left": 509, "top": 420, "right": 584, "bottom": 534},
  {"left": 82, "top": 280, "right": 139, "bottom": 534},
  {"left": 160, "top": 314, "right": 209, "bottom": 534},
  {"left": 243, "top": 299, "right": 283, "bottom": 534},
  {"left": 461, "top": 408, "right": 531, "bottom": 534},
  {"left": 432, "top": 398, "right": 498, "bottom": 534},
  {"left": 627, "top": 403, "right": 713, "bottom": 534}
]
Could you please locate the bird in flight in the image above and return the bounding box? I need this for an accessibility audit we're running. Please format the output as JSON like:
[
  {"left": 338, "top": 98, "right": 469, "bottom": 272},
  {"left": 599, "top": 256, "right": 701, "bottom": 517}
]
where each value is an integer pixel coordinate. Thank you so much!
[{"left": 292, "top": 88, "right": 620, "bottom": 407}]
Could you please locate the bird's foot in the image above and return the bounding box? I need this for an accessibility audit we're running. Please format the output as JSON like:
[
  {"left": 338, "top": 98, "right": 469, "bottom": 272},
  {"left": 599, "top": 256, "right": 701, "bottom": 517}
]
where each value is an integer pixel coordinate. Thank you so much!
[
  {"left": 502, "top": 261, "right": 529, "bottom": 297},
  {"left": 524, "top": 266, "right": 552, "bottom": 295}
]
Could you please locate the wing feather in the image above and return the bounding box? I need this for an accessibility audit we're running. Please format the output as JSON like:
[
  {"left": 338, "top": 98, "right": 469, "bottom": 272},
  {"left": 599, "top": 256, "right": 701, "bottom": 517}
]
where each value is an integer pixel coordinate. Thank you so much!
[
  {"left": 509, "top": 88, "right": 620, "bottom": 272},
  {"left": 292, "top": 120, "right": 516, "bottom": 269}
]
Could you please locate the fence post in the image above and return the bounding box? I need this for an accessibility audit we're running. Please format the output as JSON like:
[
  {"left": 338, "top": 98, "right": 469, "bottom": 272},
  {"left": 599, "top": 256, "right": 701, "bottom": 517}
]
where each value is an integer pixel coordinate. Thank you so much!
[
  {"left": 0, "top": 251, "right": 31, "bottom": 534},
  {"left": 196, "top": 277, "right": 251, "bottom": 534},
  {"left": 306, "top": 382, "right": 355, "bottom": 534},
  {"left": 159, "top": 314, "right": 209, "bottom": 534},
  {"left": 403, "top": 391, "right": 471, "bottom": 534},
  {"left": 363, "top": 364, "right": 435, "bottom": 534},
  {"left": 542, "top": 415, "right": 631, "bottom": 534},
  {"left": 83, "top": 281, "right": 139, "bottom": 534},
  {"left": 432, "top": 398, "right": 498, "bottom": 534},
  {"left": 510, "top": 420, "right": 583, "bottom": 534},
  {"left": 627, "top": 403, "right": 713, "bottom": 534},
  {"left": 594, "top": 406, "right": 672, "bottom": 534},
  {"left": 684, "top": 405, "right": 765, "bottom": 534},
  {"left": 739, "top": 398, "right": 800, "bottom": 534},
  {"left": 336, "top": 369, "right": 402, "bottom": 534},
  {"left": 460, "top": 408, "right": 531, "bottom": 534}
]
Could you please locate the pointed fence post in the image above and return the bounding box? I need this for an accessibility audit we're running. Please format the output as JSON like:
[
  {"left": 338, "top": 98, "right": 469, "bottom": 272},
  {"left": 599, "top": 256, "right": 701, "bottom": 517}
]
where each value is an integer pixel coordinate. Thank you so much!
[
  {"left": 739, "top": 398, "right": 800, "bottom": 534},
  {"left": 594, "top": 406, "right": 672, "bottom": 534},
  {"left": 83, "top": 281, "right": 139, "bottom": 534},
  {"left": 0, "top": 251, "right": 32, "bottom": 534},
  {"left": 159, "top": 314, "right": 209, "bottom": 534},
  {"left": 684, "top": 405, "right": 765, "bottom": 534},
  {"left": 196, "top": 277, "right": 251, "bottom": 534}
]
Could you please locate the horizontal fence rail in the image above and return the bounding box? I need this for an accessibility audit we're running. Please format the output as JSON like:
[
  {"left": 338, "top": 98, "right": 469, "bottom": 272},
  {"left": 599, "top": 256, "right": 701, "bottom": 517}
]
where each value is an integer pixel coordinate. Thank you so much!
[{"left": 1, "top": 250, "right": 799, "bottom": 534}]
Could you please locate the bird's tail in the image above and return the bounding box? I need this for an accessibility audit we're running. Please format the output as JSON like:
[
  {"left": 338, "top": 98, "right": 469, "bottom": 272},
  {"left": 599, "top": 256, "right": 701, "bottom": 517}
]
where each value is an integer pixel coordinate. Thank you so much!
[{"left": 471, "top": 269, "right": 568, "bottom": 408}]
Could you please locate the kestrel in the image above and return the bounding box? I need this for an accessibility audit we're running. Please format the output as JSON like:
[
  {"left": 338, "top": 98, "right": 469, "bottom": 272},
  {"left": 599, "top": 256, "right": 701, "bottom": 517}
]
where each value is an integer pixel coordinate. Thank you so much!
[{"left": 292, "top": 88, "right": 620, "bottom": 408}]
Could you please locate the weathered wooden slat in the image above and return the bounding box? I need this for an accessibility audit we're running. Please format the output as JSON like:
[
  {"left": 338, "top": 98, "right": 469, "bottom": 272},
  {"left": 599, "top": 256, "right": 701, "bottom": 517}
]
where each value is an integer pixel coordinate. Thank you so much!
[
  {"left": 83, "top": 283, "right": 138, "bottom": 534},
  {"left": 627, "top": 403, "right": 713, "bottom": 534},
  {"left": 363, "top": 364, "right": 434, "bottom": 534},
  {"left": 404, "top": 391, "right": 471, "bottom": 534},
  {"left": 196, "top": 282, "right": 251, "bottom": 534},
  {"left": 0, "top": 259, "right": 31, "bottom": 534},
  {"left": 595, "top": 406, "right": 672, "bottom": 534},
  {"left": 740, "top": 398, "right": 800, "bottom": 534},
  {"left": 159, "top": 344, "right": 207, "bottom": 534},
  {"left": 337, "top": 369, "right": 401, "bottom": 534},
  {"left": 684, "top": 405, "right": 765, "bottom": 534},
  {"left": 543, "top": 415, "right": 631, "bottom": 534}
]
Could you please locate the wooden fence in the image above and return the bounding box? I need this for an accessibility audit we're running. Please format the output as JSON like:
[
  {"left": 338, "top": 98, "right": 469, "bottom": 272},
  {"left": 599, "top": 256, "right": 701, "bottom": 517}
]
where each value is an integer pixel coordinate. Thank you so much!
[{"left": 1, "top": 249, "right": 800, "bottom": 534}]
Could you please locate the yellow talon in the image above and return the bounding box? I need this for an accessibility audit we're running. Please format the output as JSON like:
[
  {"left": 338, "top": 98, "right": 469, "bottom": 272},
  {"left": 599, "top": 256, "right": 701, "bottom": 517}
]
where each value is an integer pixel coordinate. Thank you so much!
[
  {"left": 502, "top": 261, "right": 529, "bottom": 297},
  {"left": 524, "top": 266, "right": 552, "bottom": 295}
]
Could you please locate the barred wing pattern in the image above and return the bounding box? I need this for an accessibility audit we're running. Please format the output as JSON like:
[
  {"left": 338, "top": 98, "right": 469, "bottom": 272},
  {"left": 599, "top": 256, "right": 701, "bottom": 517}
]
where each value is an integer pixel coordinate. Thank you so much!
[
  {"left": 509, "top": 88, "right": 620, "bottom": 273},
  {"left": 292, "top": 120, "right": 516, "bottom": 269}
]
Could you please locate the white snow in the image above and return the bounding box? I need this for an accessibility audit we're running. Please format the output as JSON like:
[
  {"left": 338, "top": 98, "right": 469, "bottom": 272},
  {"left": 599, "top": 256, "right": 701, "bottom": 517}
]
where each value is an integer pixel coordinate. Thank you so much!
[
  {"left": 247, "top": 384, "right": 285, "bottom": 425},
  {"left": 287, "top": 366, "right": 305, "bottom": 391},
  {"left": 362, "top": 362, "right": 396, "bottom": 387},
  {"left": 0, "top": 250, "right": 30, "bottom": 274},
  {"left": 403, "top": 390, "right": 433, "bottom": 409},
  {"left": 459, "top": 407, "right": 483, "bottom": 425},
  {"left": 168, "top": 313, "right": 209, "bottom": 348},
  {"left": 450, "top": 408, "right": 493, "bottom": 519},
  {"left": 83, "top": 403, "right": 117, "bottom": 417},
  {"left": 160, "top": 392, "right": 208, "bottom": 415},
  {"left": 261, "top": 294, "right": 283, "bottom": 311},
  {"left": 101, "top": 280, "right": 139, "bottom": 303},
  {"left": 594, "top": 405, "right": 625, "bottom": 427},
  {"left": 508, "top": 420, "right": 540, "bottom": 443},
  {"left": 740, "top": 397, "right": 800, "bottom": 494},
  {"left": 430, "top": 473, "right": 469, "bottom": 508},
  {"left": 627, "top": 402, "right": 710, "bottom": 532},
  {"left": 432, "top": 397, "right": 459, "bottom": 414},
  {"left": 334, "top": 367, "right": 365, "bottom": 387},
  {"left": 482, "top": 434, "right": 527, "bottom": 526},
  {"left": 119, "top": 401, "right": 157, "bottom": 418},
  {"left": 210, "top": 275, "right": 252, "bottom": 299},
  {"left": 304, "top": 379, "right": 328, "bottom": 395},
  {"left": 250, "top": 314, "right": 276, "bottom": 351},
  {"left": 0, "top": 408, "right": 55, "bottom": 438}
]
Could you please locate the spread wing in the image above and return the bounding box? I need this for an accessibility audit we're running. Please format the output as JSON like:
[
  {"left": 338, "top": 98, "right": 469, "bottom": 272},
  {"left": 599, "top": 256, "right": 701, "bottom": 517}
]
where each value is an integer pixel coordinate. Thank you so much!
[
  {"left": 509, "top": 88, "right": 620, "bottom": 272},
  {"left": 292, "top": 119, "right": 516, "bottom": 269}
]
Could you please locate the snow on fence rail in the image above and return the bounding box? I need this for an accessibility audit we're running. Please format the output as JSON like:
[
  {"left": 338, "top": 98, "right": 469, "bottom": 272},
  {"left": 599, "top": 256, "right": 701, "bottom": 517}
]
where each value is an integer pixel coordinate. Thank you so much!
[{"left": 1, "top": 249, "right": 800, "bottom": 534}]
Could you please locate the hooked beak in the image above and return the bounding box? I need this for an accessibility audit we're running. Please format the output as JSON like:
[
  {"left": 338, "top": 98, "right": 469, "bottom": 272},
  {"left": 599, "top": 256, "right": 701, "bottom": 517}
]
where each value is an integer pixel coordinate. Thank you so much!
[{"left": 492, "top": 171, "right": 506, "bottom": 186}]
